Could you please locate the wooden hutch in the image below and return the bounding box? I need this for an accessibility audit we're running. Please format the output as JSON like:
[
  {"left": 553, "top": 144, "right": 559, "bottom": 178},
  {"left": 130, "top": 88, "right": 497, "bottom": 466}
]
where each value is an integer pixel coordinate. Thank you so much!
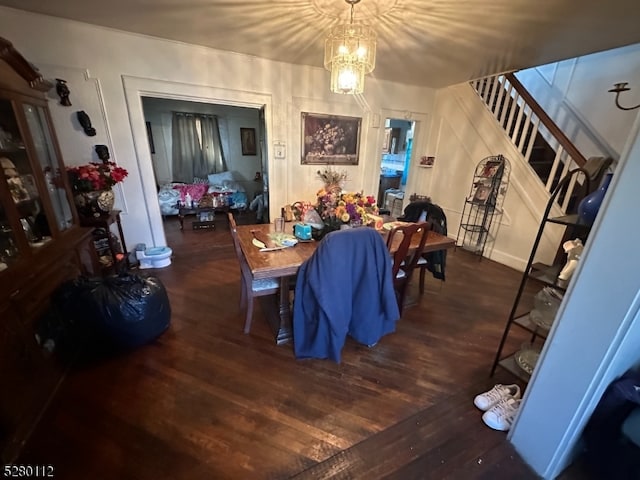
[{"left": 0, "top": 37, "right": 96, "bottom": 462}]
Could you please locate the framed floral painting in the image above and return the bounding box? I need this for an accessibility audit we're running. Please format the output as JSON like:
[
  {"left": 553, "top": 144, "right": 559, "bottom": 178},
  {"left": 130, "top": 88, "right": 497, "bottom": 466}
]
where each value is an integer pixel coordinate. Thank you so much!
[{"left": 301, "top": 112, "right": 361, "bottom": 165}]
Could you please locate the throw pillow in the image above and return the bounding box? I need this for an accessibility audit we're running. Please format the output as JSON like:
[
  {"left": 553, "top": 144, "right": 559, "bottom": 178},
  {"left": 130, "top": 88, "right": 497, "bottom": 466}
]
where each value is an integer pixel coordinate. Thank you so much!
[{"left": 207, "top": 171, "right": 234, "bottom": 186}]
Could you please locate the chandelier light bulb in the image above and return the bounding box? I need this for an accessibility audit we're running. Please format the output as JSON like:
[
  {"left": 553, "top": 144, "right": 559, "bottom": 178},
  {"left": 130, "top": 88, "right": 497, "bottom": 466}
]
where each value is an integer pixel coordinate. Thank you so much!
[
  {"left": 323, "top": 0, "right": 377, "bottom": 95},
  {"left": 338, "top": 67, "right": 358, "bottom": 92}
]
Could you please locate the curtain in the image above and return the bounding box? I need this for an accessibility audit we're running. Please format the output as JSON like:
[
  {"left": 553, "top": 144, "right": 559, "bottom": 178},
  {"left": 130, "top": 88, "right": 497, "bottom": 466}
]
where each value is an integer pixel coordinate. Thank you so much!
[
  {"left": 401, "top": 137, "right": 412, "bottom": 185},
  {"left": 171, "top": 113, "right": 203, "bottom": 182},
  {"left": 199, "top": 115, "right": 226, "bottom": 173}
]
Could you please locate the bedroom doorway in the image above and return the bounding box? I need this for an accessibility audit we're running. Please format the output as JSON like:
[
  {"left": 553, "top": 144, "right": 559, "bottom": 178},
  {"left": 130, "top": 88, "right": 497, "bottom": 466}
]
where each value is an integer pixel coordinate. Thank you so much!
[{"left": 141, "top": 97, "right": 268, "bottom": 233}]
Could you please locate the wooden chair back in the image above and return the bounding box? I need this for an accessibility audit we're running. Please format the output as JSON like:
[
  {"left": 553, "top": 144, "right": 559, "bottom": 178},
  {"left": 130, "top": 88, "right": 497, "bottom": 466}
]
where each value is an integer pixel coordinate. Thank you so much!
[{"left": 386, "top": 221, "right": 431, "bottom": 314}]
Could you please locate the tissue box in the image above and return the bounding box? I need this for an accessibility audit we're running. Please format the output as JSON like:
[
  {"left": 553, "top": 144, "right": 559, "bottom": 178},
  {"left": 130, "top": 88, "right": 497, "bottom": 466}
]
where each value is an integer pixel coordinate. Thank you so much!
[{"left": 294, "top": 222, "right": 312, "bottom": 240}]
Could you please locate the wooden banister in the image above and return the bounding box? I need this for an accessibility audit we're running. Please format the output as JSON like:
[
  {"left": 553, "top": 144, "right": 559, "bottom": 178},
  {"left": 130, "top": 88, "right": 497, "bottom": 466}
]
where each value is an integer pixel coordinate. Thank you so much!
[{"left": 505, "top": 73, "right": 587, "bottom": 167}]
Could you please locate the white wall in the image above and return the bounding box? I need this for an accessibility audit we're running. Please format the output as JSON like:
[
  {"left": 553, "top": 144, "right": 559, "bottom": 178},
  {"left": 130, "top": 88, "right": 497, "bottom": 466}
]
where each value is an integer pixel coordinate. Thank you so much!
[
  {"left": 515, "top": 43, "right": 640, "bottom": 161},
  {"left": 510, "top": 111, "right": 640, "bottom": 478},
  {"left": 0, "top": 7, "right": 436, "bottom": 248}
]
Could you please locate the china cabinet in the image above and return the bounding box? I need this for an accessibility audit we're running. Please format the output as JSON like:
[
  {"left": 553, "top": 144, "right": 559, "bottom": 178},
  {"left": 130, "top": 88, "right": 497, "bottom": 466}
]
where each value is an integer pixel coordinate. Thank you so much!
[
  {"left": 490, "top": 167, "right": 591, "bottom": 383},
  {"left": 0, "top": 37, "right": 97, "bottom": 462}
]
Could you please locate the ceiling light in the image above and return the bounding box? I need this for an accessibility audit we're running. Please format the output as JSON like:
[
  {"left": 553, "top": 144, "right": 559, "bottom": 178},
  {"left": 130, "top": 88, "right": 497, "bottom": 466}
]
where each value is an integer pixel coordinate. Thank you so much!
[{"left": 324, "top": 0, "right": 377, "bottom": 95}]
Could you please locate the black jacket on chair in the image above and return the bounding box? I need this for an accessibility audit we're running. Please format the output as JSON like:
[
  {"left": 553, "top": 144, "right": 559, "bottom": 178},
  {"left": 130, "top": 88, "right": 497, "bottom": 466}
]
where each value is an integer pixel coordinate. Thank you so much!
[{"left": 399, "top": 201, "right": 447, "bottom": 280}]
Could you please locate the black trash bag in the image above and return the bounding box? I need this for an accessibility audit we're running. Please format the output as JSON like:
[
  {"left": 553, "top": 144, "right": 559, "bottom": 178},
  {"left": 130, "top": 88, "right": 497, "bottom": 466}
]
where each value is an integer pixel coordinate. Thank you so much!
[
  {"left": 82, "top": 273, "right": 171, "bottom": 349},
  {"left": 35, "top": 277, "right": 100, "bottom": 361}
]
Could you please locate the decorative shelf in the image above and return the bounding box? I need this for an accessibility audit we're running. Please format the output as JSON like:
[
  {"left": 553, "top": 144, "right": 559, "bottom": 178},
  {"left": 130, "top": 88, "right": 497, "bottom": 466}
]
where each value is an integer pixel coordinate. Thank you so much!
[
  {"left": 498, "top": 355, "right": 532, "bottom": 382},
  {"left": 491, "top": 167, "right": 593, "bottom": 385},
  {"left": 455, "top": 155, "right": 510, "bottom": 259}
]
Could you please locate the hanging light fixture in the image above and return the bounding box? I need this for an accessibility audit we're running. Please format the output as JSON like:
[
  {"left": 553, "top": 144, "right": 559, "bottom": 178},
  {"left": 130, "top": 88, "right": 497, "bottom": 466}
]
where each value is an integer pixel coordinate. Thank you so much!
[{"left": 324, "top": 0, "right": 377, "bottom": 95}]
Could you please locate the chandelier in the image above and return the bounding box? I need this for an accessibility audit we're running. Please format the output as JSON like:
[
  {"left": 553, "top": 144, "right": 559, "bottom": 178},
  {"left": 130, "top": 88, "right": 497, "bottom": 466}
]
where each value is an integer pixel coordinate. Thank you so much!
[{"left": 324, "top": 0, "right": 377, "bottom": 95}]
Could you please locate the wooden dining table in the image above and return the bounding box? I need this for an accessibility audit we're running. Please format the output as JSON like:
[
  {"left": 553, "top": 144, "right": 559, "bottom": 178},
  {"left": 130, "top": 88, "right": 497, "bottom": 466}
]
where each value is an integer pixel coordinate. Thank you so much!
[{"left": 236, "top": 221, "right": 456, "bottom": 344}]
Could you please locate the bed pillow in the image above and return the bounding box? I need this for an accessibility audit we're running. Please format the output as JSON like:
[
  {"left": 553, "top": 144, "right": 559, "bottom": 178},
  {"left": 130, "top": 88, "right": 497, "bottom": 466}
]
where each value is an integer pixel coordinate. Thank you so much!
[{"left": 208, "top": 171, "right": 234, "bottom": 186}]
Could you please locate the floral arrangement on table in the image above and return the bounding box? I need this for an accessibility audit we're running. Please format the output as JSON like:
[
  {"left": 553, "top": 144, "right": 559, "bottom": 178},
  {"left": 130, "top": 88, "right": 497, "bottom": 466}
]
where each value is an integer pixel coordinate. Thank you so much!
[
  {"left": 315, "top": 188, "right": 379, "bottom": 227},
  {"left": 66, "top": 161, "right": 128, "bottom": 193},
  {"left": 292, "top": 169, "right": 379, "bottom": 237}
]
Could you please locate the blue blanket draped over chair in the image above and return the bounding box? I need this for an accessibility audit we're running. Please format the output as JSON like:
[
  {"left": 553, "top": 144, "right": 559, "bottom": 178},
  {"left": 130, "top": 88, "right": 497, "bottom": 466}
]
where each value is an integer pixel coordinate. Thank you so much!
[{"left": 293, "top": 228, "right": 400, "bottom": 362}]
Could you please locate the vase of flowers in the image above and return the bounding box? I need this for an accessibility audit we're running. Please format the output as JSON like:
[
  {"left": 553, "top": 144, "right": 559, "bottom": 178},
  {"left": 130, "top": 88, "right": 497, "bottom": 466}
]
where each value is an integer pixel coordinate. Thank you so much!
[
  {"left": 315, "top": 188, "right": 378, "bottom": 236},
  {"left": 66, "top": 161, "right": 128, "bottom": 217}
]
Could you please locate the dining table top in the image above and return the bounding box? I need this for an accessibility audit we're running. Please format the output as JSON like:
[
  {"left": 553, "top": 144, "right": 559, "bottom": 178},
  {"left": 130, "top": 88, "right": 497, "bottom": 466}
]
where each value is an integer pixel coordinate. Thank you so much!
[{"left": 236, "top": 221, "right": 456, "bottom": 280}]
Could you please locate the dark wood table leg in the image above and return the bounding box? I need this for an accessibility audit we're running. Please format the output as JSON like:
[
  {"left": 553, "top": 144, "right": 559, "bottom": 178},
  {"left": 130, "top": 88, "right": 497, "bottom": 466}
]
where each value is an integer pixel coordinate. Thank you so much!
[{"left": 178, "top": 212, "right": 185, "bottom": 231}]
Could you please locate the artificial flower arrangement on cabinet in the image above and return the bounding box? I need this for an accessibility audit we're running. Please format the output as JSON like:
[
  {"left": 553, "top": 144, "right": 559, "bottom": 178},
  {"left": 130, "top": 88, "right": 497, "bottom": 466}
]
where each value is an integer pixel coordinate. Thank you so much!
[
  {"left": 66, "top": 161, "right": 128, "bottom": 217},
  {"left": 292, "top": 169, "right": 380, "bottom": 238}
]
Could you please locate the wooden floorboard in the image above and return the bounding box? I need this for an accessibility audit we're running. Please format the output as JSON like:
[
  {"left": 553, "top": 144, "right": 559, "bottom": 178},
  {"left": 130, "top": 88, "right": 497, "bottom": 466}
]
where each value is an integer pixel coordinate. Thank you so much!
[{"left": 17, "top": 214, "right": 587, "bottom": 479}]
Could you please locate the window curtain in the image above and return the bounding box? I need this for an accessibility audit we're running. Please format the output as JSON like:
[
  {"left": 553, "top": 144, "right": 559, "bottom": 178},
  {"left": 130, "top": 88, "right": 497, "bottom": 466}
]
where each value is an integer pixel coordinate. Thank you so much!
[
  {"left": 199, "top": 115, "right": 226, "bottom": 173},
  {"left": 171, "top": 113, "right": 203, "bottom": 182}
]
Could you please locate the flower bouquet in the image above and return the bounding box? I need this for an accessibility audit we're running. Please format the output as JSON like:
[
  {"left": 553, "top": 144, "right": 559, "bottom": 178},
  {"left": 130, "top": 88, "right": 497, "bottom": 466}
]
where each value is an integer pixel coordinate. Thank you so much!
[
  {"left": 293, "top": 168, "right": 379, "bottom": 239},
  {"left": 66, "top": 161, "right": 128, "bottom": 217},
  {"left": 66, "top": 161, "right": 128, "bottom": 193},
  {"left": 315, "top": 188, "right": 379, "bottom": 230}
]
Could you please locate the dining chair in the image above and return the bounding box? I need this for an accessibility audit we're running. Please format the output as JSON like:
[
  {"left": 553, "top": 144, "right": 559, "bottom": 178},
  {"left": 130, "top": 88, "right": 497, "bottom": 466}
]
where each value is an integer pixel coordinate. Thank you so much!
[
  {"left": 386, "top": 221, "right": 431, "bottom": 314},
  {"left": 293, "top": 228, "right": 399, "bottom": 362},
  {"left": 227, "top": 212, "right": 279, "bottom": 334},
  {"left": 399, "top": 200, "right": 448, "bottom": 295}
]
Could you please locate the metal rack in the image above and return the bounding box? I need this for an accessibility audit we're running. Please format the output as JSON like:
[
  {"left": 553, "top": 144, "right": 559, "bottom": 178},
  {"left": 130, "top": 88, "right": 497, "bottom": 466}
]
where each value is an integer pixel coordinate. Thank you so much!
[
  {"left": 456, "top": 155, "right": 510, "bottom": 258},
  {"left": 490, "top": 168, "right": 591, "bottom": 382}
]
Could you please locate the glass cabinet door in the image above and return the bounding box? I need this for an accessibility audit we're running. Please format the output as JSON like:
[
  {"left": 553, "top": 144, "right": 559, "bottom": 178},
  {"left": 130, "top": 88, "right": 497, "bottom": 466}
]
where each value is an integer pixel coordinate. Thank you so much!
[
  {"left": 22, "top": 104, "right": 73, "bottom": 232},
  {"left": 0, "top": 99, "right": 53, "bottom": 250},
  {"left": 0, "top": 203, "right": 19, "bottom": 269}
]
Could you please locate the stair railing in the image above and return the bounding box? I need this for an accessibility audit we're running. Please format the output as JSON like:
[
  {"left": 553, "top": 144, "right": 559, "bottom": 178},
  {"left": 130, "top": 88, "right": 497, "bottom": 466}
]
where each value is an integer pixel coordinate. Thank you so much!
[{"left": 471, "top": 73, "right": 588, "bottom": 213}]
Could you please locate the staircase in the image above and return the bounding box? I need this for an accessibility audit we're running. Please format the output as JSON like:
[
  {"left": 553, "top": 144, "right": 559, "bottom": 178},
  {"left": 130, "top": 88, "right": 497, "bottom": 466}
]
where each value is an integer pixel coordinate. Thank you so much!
[{"left": 470, "top": 73, "right": 588, "bottom": 214}]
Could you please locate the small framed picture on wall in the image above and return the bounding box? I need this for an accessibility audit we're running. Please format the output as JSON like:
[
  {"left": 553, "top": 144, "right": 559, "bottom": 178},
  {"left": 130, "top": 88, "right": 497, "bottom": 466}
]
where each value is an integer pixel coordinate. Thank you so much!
[{"left": 241, "top": 128, "right": 257, "bottom": 156}]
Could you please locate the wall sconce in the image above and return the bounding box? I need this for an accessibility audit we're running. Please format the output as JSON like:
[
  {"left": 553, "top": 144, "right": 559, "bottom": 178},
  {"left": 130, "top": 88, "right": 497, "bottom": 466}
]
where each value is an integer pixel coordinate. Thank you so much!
[{"left": 608, "top": 82, "right": 640, "bottom": 111}]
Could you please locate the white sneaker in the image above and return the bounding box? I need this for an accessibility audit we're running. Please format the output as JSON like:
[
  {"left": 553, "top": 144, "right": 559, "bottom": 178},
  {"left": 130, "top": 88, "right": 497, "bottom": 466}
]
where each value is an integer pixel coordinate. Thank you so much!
[
  {"left": 482, "top": 397, "right": 522, "bottom": 431},
  {"left": 473, "top": 384, "right": 521, "bottom": 411}
]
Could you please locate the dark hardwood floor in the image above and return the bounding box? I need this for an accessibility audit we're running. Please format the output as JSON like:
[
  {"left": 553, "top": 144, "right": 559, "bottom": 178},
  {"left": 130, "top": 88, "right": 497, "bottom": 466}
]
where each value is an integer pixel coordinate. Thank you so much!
[{"left": 19, "top": 213, "right": 590, "bottom": 479}]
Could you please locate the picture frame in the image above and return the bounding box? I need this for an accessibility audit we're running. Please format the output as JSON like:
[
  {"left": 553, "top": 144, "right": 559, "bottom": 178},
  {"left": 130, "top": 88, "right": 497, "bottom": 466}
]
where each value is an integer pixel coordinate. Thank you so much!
[
  {"left": 382, "top": 128, "right": 391, "bottom": 153},
  {"left": 145, "top": 121, "right": 155, "bottom": 154},
  {"left": 419, "top": 155, "right": 435, "bottom": 167},
  {"left": 472, "top": 180, "right": 493, "bottom": 204},
  {"left": 301, "top": 112, "right": 361, "bottom": 165},
  {"left": 240, "top": 128, "right": 257, "bottom": 156},
  {"left": 382, "top": 127, "right": 401, "bottom": 154},
  {"left": 480, "top": 159, "right": 503, "bottom": 177}
]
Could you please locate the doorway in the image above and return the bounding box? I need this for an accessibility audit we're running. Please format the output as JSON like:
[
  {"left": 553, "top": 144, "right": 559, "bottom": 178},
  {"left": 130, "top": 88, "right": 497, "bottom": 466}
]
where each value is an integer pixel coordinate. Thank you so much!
[
  {"left": 141, "top": 97, "right": 268, "bottom": 236},
  {"left": 377, "top": 118, "right": 415, "bottom": 217}
]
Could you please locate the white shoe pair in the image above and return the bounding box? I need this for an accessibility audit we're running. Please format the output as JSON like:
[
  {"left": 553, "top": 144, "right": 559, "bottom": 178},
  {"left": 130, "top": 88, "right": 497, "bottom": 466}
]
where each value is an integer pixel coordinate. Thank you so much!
[{"left": 474, "top": 384, "right": 522, "bottom": 431}]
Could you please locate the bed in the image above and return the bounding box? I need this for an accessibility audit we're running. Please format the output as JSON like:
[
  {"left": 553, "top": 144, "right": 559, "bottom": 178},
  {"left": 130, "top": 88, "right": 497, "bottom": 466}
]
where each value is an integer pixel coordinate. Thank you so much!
[{"left": 158, "top": 171, "right": 248, "bottom": 216}]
